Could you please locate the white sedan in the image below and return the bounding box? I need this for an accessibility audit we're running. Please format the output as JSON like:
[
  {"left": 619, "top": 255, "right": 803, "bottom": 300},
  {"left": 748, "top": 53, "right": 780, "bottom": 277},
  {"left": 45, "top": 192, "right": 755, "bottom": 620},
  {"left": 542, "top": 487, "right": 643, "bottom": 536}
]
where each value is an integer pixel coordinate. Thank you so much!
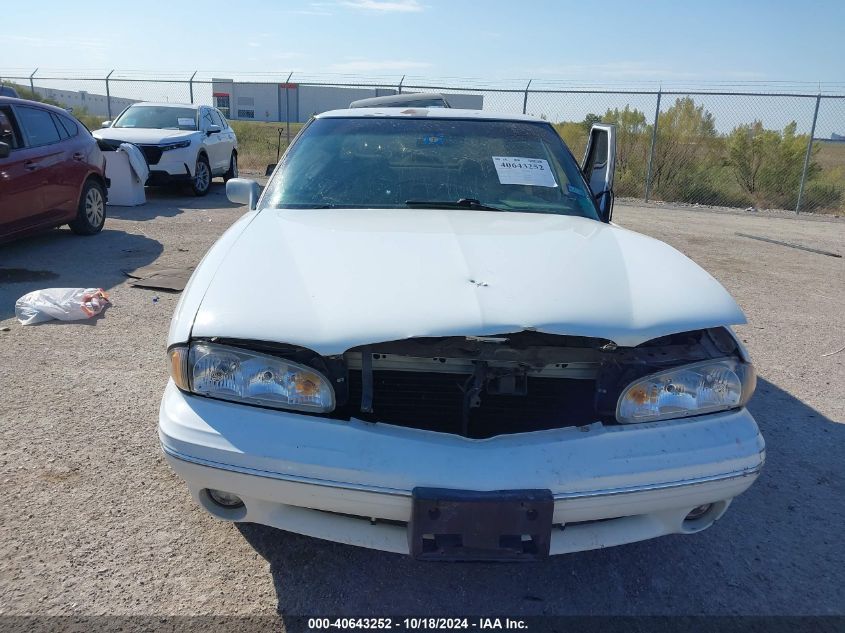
[
  {"left": 94, "top": 102, "right": 238, "bottom": 196},
  {"left": 159, "top": 108, "right": 765, "bottom": 561}
]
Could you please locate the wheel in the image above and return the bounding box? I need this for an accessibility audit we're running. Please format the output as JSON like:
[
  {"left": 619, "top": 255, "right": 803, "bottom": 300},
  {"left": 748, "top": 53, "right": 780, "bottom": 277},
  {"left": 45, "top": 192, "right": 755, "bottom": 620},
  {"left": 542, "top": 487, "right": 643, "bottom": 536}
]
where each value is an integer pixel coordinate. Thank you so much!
[
  {"left": 68, "top": 179, "right": 106, "bottom": 235},
  {"left": 224, "top": 151, "right": 238, "bottom": 182},
  {"left": 191, "top": 154, "right": 211, "bottom": 196}
]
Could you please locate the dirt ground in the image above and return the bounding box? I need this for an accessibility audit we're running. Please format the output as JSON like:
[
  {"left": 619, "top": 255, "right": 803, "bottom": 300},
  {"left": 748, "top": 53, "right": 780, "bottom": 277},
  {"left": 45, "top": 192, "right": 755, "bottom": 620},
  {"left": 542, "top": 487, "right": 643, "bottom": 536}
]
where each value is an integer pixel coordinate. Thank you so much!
[{"left": 0, "top": 181, "right": 843, "bottom": 620}]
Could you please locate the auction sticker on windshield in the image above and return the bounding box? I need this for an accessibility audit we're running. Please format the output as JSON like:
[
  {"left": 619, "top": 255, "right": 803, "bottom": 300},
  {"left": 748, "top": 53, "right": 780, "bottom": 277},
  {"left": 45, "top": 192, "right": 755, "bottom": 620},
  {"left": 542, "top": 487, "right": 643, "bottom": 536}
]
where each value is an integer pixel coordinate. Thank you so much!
[
  {"left": 177, "top": 117, "right": 195, "bottom": 127},
  {"left": 492, "top": 156, "right": 557, "bottom": 187}
]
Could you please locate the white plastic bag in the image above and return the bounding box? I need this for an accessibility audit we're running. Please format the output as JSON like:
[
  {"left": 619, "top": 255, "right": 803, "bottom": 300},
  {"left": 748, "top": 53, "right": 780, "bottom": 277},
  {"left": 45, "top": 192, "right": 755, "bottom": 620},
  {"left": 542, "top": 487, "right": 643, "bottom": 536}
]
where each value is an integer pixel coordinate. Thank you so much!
[{"left": 15, "top": 288, "right": 111, "bottom": 325}]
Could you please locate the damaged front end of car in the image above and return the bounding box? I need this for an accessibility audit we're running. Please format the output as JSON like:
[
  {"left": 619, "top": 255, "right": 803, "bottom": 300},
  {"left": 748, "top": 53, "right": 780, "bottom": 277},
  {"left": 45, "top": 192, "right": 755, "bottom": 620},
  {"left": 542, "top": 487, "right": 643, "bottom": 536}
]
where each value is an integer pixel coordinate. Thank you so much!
[{"left": 170, "top": 326, "right": 755, "bottom": 437}]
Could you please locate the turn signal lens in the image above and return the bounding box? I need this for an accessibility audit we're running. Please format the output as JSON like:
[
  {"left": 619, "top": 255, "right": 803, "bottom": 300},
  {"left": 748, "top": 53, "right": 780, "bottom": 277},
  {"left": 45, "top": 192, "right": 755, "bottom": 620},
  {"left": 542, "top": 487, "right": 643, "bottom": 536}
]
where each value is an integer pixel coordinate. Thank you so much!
[
  {"left": 616, "top": 359, "right": 755, "bottom": 424},
  {"left": 294, "top": 373, "right": 321, "bottom": 397},
  {"left": 168, "top": 345, "right": 190, "bottom": 391}
]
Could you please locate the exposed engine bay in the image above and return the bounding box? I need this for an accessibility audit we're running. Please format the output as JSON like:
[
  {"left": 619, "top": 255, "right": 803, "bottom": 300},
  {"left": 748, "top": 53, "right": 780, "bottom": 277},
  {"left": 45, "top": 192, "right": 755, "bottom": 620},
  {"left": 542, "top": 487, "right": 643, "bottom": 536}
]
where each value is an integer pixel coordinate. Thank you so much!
[{"left": 209, "top": 328, "right": 743, "bottom": 439}]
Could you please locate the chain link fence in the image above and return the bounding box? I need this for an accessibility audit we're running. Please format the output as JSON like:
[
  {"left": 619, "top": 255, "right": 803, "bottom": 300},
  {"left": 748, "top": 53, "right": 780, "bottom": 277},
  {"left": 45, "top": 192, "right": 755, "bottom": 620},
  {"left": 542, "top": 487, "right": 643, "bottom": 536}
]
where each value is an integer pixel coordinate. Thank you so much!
[{"left": 2, "top": 70, "right": 843, "bottom": 215}]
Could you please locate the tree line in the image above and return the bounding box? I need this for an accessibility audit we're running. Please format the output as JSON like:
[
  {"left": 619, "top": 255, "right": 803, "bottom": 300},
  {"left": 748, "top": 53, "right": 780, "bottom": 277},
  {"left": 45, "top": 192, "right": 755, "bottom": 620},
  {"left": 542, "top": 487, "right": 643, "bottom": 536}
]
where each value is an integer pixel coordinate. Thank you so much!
[{"left": 554, "top": 97, "right": 843, "bottom": 212}]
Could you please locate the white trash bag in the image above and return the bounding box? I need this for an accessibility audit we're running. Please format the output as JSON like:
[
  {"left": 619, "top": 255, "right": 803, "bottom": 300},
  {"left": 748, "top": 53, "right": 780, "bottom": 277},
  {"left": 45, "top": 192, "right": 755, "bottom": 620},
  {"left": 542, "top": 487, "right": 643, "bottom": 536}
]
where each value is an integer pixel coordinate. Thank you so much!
[{"left": 15, "top": 288, "right": 111, "bottom": 325}]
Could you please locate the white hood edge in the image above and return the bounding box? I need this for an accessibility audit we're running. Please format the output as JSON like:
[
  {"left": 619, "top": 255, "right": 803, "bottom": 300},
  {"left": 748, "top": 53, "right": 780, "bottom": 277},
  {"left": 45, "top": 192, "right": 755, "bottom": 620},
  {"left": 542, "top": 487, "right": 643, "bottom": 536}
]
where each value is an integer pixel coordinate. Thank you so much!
[
  {"left": 173, "top": 208, "right": 747, "bottom": 353},
  {"left": 93, "top": 127, "right": 198, "bottom": 144}
]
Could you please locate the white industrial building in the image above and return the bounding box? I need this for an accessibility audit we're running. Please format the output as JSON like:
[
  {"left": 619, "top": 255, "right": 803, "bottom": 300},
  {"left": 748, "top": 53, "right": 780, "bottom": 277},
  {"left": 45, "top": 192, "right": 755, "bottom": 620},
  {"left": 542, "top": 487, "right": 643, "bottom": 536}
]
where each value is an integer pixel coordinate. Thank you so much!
[
  {"left": 31, "top": 85, "right": 136, "bottom": 118},
  {"left": 211, "top": 79, "right": 484, "bottom": 123}
]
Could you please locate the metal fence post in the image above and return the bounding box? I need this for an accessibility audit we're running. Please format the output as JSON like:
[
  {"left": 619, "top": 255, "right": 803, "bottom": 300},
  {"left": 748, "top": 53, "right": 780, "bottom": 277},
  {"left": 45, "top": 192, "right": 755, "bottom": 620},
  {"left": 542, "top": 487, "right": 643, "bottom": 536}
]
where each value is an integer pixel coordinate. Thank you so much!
[
  {"left": 644, "top": 89, "right": 662, "bottom": 202},
  {"left": 398, "top": 75, "right": 405, "bottom": 94},
  {"left": 105, "top": 70, "right": 114, "bottom": 119},
  {"left": 285, "top": 72, "right": 293, "bottom": 147},
  {"left": 795, "top": 94, "right": 821, "bottom": 214},
  {"left": 29, "top": 68, "right": 38, "bottom": 94},
  {"left": 189, "top": 71, "right": 197, "bottom": 104},
  {"left": 522, "top": 79, "right": 532, "bottom": 115}
]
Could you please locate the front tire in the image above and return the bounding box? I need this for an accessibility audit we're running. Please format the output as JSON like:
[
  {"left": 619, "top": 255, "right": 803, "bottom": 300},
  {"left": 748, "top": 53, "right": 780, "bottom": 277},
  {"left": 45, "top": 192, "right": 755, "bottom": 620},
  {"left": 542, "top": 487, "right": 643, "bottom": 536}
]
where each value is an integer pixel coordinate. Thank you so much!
[
  {"left": 69, "top": 179, "right": 106, "bottom": 235},
  {"left": 224, "top": 151, "right": 238, "bottom": 182},
  {"left": 191, "top": 155, "right": 211, "bottom": 196}
]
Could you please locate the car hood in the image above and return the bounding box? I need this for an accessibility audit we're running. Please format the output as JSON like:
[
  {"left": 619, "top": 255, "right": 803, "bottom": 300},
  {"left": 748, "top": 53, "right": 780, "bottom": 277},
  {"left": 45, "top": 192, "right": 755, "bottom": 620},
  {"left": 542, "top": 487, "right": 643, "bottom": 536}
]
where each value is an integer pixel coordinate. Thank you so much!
[
  {"left": 92, "top": 127, "right": 197, "bottom": 144},
  {"left": 189, "top": 208, "right": 746, "bottom": 353}
]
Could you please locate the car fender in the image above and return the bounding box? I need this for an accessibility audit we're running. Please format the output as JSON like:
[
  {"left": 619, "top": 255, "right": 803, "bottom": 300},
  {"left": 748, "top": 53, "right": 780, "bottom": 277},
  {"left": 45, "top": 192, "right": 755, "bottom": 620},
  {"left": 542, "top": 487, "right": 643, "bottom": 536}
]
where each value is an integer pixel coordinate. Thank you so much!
[
  {"left": 83, "top": 170, "right": 108, "bottom": 200},
  {"left": 182, "top": 143, "right": 207, "bottom": 177},
  {"left": 167, "top": 209, "right": 262, "bottom": 345}
]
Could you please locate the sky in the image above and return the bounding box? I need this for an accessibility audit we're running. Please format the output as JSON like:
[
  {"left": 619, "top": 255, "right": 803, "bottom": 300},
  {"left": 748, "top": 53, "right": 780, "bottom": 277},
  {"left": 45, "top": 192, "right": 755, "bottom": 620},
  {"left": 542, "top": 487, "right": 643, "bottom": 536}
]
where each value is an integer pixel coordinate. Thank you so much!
[{"left": 4, "top": 0, "right": 845, "bottom": 88}]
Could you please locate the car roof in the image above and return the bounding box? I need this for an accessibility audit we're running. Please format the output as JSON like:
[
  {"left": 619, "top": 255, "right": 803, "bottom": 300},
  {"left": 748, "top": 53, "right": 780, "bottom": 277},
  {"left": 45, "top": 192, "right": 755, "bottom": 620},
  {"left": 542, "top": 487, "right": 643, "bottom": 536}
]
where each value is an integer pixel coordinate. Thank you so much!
[
  {"left": 349, "top": 92, "right": 448, "bottom": 108},
  {"left": 316, "top": 107, "right": 544, "bottom": 123},
  {"left": 125, "top": 102, "right": 198, "bottom": 109},
  {"left": 0, "top": 96, "right": 76, "bottom": 116}
]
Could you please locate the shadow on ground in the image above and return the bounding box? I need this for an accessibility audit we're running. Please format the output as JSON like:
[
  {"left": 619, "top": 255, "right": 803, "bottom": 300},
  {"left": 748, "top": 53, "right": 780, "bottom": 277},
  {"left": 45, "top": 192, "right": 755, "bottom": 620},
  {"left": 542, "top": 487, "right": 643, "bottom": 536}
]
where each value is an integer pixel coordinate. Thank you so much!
[
  {"left": 0, "top": 226, "right": 163, "bottom": 321},
  {"left": 238, "top": 378, "right": 844, "bottom": 618},
  {"left": 106, "top": 182, "right": 240, "bottom": 222}
]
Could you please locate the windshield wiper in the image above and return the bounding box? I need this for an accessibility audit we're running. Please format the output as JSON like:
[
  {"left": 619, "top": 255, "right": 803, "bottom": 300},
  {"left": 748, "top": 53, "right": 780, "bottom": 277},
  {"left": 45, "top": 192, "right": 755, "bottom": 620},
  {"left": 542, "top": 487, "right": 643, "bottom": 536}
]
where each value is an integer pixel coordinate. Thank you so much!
[
  {"left": 278, "top": 203, "right": 340, "bottom": 209},
  {"left": 404, "top": 198, "right": 509, "bottom": 212}
]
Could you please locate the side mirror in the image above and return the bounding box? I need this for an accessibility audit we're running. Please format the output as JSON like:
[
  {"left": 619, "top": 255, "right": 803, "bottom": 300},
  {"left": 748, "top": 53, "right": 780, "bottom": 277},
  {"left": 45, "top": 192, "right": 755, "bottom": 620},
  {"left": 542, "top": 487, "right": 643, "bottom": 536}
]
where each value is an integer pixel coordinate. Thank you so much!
[
  {"left": 226, "top": 178, "right": 261, "bottom": 210},
  {"left": 207, "top": 124, "right": 221, "bottom": 135},
  {"left": 0, "top": 141, "right": 10, "bottom": 159},
  {"left": 101, "top": 120, "right": 112, "bottom": 128}
]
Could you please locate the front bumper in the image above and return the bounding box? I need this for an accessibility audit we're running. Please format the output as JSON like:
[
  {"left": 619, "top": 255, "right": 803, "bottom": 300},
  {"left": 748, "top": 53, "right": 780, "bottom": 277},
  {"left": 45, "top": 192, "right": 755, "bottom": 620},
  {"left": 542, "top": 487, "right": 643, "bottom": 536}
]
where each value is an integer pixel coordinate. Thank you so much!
[
  {"left": 145, "top": 147, "right": 195, "bottom": 184},
  {"left": 159, "top": 381, "right": 765, "bottom": 556}
]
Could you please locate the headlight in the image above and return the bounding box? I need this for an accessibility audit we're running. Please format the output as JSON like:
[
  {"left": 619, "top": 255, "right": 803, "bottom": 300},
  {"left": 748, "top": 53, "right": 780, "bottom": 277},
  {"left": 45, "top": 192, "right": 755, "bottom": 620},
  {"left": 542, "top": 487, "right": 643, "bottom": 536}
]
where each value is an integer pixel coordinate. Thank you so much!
[
  {"left": 168, "top": 342, "right": 335, "bottom": 413},
  {"left": 161, "top": 140, "right": 191, "bottom": 151},
  {"left": 616, "top": 358, "right": 755, "bottom": 424}
]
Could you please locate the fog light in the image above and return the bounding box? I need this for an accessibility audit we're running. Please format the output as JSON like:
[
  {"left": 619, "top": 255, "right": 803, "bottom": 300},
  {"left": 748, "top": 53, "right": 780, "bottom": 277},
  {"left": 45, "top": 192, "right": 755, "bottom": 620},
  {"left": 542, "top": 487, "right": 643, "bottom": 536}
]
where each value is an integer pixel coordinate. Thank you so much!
[
  {"left": 685, "top": 504, "right": 713, "bottom": 521},
  {"left": 207, "top": 489, "right": 244, "bottom": 508}
]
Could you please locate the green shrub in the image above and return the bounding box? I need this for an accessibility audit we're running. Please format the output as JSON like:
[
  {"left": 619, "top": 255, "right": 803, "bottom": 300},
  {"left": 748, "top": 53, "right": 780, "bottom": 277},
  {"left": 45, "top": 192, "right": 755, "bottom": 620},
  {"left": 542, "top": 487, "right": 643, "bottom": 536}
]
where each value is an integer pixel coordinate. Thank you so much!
[
  {"left": 802, "top": 181, "right": 843, "bottom": 212},
  {"left": 228, "top": 120, "right": 304, "bottom": 171},
  {"left": 725, "top": 121, "right": 823, "bottom": 209}
]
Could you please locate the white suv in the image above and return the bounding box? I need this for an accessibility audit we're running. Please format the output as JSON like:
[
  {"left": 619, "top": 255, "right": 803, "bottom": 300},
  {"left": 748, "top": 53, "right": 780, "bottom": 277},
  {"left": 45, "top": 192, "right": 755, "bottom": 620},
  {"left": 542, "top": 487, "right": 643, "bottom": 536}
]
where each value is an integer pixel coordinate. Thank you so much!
[{"left": 94, "top": 103, "right": 238, "bottom": 196}]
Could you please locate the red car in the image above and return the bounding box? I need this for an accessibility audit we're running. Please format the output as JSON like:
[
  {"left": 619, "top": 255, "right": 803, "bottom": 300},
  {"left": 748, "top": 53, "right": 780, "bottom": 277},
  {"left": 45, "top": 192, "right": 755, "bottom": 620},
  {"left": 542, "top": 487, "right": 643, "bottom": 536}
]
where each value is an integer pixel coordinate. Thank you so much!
[{"left": 0, "top": 97, "right": 108, "bottom": 243}]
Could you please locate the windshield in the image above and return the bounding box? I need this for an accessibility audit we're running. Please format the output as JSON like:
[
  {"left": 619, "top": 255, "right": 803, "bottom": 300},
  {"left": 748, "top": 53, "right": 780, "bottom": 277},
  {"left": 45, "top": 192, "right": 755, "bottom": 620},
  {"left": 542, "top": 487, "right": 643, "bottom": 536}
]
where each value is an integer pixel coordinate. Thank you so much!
[
  {"left": 262, "top": 117, "right": 599, "bottom": 220},
  {"left": 113, "top": 105, "right": 198, "bottom": 130}
]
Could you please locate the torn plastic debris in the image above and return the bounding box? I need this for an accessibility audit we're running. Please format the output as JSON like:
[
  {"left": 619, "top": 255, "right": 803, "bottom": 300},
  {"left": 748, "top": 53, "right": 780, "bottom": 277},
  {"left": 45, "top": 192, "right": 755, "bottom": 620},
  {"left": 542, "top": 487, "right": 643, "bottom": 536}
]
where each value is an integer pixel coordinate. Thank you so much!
[{"left": 15, "top": 288, "right": 110, "bottom": 325}]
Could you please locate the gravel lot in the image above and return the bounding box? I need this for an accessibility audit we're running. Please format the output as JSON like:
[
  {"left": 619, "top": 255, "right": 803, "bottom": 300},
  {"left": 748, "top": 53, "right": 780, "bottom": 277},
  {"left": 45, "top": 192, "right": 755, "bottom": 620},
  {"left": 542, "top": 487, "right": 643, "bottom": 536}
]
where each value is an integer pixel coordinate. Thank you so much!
[{"left": 1, "top": 181, "right": 843, "bottom": 620}]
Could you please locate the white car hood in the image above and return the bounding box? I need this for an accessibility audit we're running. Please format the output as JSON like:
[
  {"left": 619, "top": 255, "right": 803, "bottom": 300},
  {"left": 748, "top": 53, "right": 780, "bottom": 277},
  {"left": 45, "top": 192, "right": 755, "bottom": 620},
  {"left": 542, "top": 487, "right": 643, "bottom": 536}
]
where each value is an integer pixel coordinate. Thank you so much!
[
  {"left": 93, "top": 127, "right": 197, "bottom": 144},
  {"left": 189, "top": 209, "right": 745, "bottom": 353}
]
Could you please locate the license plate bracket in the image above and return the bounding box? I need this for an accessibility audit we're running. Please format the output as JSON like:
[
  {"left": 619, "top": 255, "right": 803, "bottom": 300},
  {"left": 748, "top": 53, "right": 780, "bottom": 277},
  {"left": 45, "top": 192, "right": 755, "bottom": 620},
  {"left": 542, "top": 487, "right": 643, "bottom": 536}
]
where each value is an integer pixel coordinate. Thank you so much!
[{"left": 409, "top": 487, "right": 554, "bottom": 561}]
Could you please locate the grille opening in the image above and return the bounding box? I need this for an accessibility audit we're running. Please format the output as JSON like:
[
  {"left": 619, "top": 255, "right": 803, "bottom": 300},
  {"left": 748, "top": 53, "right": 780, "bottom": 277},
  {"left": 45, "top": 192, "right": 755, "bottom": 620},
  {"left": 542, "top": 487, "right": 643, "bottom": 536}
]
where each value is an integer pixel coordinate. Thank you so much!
[
  {"left": 96, "top": 139, "right": 162, "bottom": 165},
  {"left": 344, "top": 369, "right": 597, "bottom": 439},
  {"left": 138, "top": 145, "right": 163, "bottom": 165}
]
